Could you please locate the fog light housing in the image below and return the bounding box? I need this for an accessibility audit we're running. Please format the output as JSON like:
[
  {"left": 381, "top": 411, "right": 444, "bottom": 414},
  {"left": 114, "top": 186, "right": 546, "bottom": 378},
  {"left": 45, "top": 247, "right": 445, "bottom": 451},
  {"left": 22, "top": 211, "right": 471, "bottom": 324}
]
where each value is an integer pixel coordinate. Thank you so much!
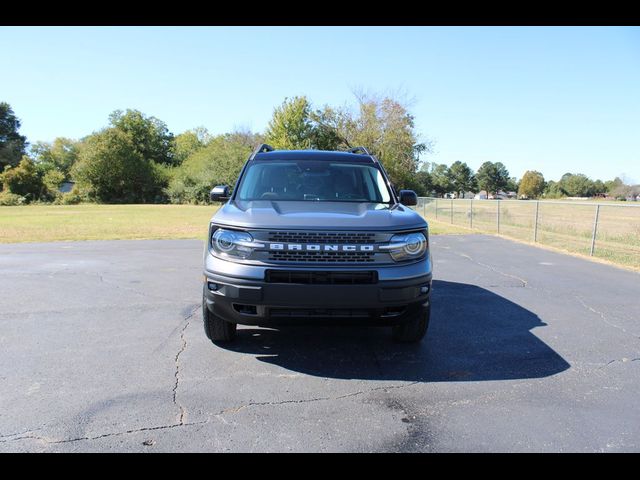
[
  {"left": 420, "top": 285, "right": 430, "bottom": 294},
  {"left": 207, "top": 282, "right": 220, "bottom": 291}
]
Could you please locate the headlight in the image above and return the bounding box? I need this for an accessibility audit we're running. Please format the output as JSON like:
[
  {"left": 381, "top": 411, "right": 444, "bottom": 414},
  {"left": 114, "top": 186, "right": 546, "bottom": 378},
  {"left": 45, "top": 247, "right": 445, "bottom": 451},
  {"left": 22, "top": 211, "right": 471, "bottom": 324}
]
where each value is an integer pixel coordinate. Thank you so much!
[
  {"left": 210, "top": 228, "right": 263, "bottom": 260},
  {"left": 383, "top": 232, "right": 428, "bottom": 262}
]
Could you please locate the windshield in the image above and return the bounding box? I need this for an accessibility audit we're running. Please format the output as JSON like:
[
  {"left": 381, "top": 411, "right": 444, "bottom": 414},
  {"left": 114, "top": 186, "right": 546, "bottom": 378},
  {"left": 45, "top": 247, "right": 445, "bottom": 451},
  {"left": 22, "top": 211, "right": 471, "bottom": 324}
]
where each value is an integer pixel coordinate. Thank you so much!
[{"left": 235, "top": 159, "right": 393, "bottom": 203}]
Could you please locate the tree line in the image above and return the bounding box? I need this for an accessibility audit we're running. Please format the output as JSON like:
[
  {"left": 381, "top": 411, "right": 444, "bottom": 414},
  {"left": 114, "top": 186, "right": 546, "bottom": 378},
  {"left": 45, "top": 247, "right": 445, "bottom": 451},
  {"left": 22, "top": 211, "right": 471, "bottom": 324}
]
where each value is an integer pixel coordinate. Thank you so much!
[{"left": 0, "top": 98, "right": 637, "bottom": 206}]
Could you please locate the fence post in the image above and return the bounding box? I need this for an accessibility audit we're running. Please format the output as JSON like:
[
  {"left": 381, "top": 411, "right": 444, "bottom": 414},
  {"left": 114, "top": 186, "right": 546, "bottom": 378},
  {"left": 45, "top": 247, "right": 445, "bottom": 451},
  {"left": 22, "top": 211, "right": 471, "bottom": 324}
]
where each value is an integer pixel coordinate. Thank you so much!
[
  {"left": 450, "top": 199, "right": 454, "bottom": 224},
  {"left": 435, "top": 198, "right": 438, "bottom": 219},
  {"left": 469, "top": 199, "right": 473, "bottom": 228},
  {"left": 496, "top": 200, "right": 501, "bottom": 233},
  {"left": 590, "top": 204, "right": 600, "bottom": 256},
  {"left": 533, "top": 201, "right": 540, "bottom": 242}
]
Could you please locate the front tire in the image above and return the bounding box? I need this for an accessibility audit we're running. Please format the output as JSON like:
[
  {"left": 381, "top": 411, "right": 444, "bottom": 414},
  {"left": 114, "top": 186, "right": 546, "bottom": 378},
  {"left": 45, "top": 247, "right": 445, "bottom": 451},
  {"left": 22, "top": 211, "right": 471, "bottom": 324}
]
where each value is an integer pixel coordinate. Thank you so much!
[
  {"left": 392, "top": 303, "right": 430, "bottom": 343},
  {"left": 203, "top": 288, "right": 237, "bottom": 343}
]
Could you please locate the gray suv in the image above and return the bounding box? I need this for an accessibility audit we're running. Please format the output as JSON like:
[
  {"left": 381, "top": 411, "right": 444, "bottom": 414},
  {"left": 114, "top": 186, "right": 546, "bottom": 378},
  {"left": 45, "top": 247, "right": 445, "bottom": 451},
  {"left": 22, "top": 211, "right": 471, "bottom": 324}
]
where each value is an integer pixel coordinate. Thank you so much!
[{"left": 202, "top": 145, "right": 432, "bottom": 343}]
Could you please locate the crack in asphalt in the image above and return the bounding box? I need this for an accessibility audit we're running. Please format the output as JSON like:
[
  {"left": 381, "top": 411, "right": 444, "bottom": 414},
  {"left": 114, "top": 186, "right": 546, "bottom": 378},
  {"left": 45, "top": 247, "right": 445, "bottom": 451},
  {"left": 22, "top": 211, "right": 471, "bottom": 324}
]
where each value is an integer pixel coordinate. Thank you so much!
[
  {"left": 172, "top": 307, "right": 198, "bottom": 425},
  {"left": 96, "top": 273, "right": 173, "bottom": 302},
  {"left": 1, "top": 305, "right": 202, "bottom": 448},
  {"left": 602, "top": 358, "right": 640, "bottom": 368},
  {"left": 0, "top": 426, "right": 45, "bottom": 439},
  {"left": 437, "top": 247, "right": 528, "bottom": 287},
  {"left": 0, "top": 420, "right": 209, "bottom": 446},
  {"left": 437, "top": 244, "right": 639, "bottom": 347},
  {"left": 575, "top": 296, "right": 640, "bottom": 341},
  {"left": 214, "top": 381, "right": 421, "bottom": 417},
  {"left": 1, "top": 382, "right": 421, "bottom": 447}
]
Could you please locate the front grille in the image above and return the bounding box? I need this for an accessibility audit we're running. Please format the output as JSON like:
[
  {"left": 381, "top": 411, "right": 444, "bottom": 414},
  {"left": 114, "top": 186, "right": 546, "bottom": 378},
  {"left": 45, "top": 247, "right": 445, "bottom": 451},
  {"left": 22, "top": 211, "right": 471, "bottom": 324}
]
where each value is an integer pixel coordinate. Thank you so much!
[
  {"left": 268, "top": 231, "right": 375, "bottom": 244},
  {"left": 269, "top": 250, "right": 375, "bottom": 263},
  {"left": 265, "top": 270, "right": 377, "bottom": 284}
]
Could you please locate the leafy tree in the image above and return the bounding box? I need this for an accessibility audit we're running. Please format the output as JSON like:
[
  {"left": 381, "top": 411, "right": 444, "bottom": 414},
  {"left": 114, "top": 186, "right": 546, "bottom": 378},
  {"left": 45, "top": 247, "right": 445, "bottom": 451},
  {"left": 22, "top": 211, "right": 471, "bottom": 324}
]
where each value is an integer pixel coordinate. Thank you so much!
[
  {"left": 265, "top": 97, "right": 314, "bottom": 150},
  {"left": 592, "top": 179, "right": 607, "bottom": 196},
  {"left": 543, "top": 180, "right": 565, "bottom": 198},
  {"left": 518, "top": 170, "right": 545, "bottom": 199},
  {"left": 411, "top": 170, "right": 432, "bottom": 197},
  {"left": 166, "top": 131, "right": 261, "bottom": 204},
  {"left": 560, "top": 173, "right": 595, "bottom": 197},
  {"left": 476, "top": 161, "right": 510, "bottom": 197},
  {"left": 608, "top": 179, "right": 639, "bottom": 199},
  {"left": 173, "top": 128, "right": 210, "bottom": 165},
  {"left": 351, "top": 95, "right": 427, "bottom": 189},
  {"left": 430, "top": 163, "right": 452, "bottom": 197},
  {"left": 0, "top": 102, "right": 28, "bottom": 170},
  {"left": 322, "top": 94, "right": 428, "bottom": 189},
  {"left": 447, "top": 161, "right": 475, "bottom": 198},
  {"left": 108, "top": 109, "right": 175, "bottom": 165},
  {"left": 560, "top": 173, "right": 573, "bottom": 184},
  {"left": 604, "top": 177, "right": 624, "bottom": 193},
  {"left": 266, "top": 93, "right": 429, "bottom": 190},
  {"left": 308, "top": 105, "right": 345, "bottom": 151},
  {"left": 73, "top": 128, "right": 166, "bottom": 203},
  {"left": 31, "top": 137, "right": 80, "bottom": 179},
  {"left": 42, "top": 169, "right": 66, "bottom": 200},
  {"left": 0, "top": 156, "right": 44, "bottom": 201},
  {"left": 505, "top": 176, "right": 519, "bottom": 193}
]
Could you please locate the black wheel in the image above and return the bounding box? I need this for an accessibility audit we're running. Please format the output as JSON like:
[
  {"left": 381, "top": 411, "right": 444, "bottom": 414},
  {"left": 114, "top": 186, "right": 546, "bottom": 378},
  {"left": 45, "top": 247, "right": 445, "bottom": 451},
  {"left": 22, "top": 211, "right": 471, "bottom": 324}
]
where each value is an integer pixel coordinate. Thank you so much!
[
  {"left": 392, "top": 303, "right": 430, "bottom": 343},
  {"left": 202, "top": 288, "right": 237, "bottom": 343}
]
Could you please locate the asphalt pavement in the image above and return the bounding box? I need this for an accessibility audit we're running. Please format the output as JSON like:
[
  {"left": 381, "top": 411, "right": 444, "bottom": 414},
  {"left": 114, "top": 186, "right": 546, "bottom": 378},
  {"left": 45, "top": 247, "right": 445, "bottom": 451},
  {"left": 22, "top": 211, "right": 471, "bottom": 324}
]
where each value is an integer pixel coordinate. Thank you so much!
[{"left": 1, "top": 235, "right": 639, "bottom": 452}]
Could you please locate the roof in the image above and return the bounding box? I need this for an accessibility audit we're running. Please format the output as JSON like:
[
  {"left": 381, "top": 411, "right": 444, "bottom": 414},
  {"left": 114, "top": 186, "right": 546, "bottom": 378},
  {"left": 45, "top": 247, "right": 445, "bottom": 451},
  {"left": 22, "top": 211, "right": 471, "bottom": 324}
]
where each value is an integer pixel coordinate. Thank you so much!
[
  {"left": 58, "top": 181, "right": 75, "bottom": 193},
  {"left": 253, "top": 149, "right": 375, "bottom": 163}
]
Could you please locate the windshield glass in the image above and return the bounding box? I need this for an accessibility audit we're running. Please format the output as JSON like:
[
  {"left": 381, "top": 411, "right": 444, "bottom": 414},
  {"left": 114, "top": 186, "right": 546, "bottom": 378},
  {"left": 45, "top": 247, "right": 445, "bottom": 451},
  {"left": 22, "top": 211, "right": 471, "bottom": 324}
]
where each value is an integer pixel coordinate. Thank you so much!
[{"left": 235, "top": 159, "right": 392, "bottom": 203}]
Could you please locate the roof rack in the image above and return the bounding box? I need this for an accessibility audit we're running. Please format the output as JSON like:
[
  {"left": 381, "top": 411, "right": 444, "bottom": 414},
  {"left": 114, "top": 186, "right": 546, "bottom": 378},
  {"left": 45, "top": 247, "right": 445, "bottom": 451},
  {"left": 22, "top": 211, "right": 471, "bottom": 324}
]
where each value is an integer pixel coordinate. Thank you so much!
[
  {"left": 255, "top": 143, "right": 274, "bottom": 154},
  {"left": 348, "top": 146, "right": 371, "bottom": 155}
]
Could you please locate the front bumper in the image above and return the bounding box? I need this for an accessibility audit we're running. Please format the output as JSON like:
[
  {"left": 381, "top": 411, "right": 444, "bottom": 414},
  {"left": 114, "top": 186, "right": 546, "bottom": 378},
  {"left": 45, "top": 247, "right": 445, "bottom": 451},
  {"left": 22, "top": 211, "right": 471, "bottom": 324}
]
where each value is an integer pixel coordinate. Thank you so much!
[{"left": 203, "top": 254, "right": 432, "bottom": 326}]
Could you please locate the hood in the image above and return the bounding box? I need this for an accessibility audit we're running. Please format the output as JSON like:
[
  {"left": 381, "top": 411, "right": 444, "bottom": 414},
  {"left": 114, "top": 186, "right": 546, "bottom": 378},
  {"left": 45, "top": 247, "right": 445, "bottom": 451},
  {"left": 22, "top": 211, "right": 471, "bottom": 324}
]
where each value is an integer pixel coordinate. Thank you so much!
[{"left": 211, "top": 200, "right": 427, "bottom": 231}]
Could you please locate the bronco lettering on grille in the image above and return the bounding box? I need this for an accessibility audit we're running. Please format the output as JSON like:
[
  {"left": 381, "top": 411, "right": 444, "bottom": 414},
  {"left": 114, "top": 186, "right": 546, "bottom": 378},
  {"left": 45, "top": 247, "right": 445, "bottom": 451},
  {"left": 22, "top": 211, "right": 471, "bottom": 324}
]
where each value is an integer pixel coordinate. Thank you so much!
[{"left": 268, "top": 243, "right": 375, "bottom": 252}]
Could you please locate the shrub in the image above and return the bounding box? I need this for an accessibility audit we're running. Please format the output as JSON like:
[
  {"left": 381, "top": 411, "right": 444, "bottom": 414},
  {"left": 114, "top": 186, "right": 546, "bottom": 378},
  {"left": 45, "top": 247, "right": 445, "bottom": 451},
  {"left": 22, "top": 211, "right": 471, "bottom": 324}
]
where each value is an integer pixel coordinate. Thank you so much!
[
  {"left": 0, "top": 156, "right": 45, "bottom": 201},
  {"left": 0, "top": 191, "right": 27, "bottom": 206},
  {"left": 73, "top": 128, "right": 166, "bottom": 203},
  {"left": 59, "top": 185, "right": 88, "bottom": 205}
]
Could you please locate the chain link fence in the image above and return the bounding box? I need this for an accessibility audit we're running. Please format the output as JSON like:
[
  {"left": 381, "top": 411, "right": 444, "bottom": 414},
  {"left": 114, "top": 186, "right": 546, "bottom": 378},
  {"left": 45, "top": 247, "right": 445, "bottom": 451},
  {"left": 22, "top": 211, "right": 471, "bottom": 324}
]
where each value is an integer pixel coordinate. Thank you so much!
[{"left": 416, "top": 197, "right": 640, "bottom": 269}]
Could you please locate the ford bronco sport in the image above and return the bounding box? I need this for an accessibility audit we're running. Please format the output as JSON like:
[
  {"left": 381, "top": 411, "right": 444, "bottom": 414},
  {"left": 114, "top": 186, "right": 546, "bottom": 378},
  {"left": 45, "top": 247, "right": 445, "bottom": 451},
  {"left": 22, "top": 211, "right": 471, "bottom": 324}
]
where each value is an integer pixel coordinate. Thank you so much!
[{"left": 202, "top": 145, "right": 432, "bottom": 343}]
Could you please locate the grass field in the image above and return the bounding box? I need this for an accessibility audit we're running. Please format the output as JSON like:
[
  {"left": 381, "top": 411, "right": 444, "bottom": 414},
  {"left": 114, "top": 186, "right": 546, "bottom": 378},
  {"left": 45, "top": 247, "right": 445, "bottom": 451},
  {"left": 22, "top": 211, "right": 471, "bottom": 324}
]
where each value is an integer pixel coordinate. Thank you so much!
[
  {"left": 0, "top": 204, "right": 219, "bottom": 243},
  {"left": 417, "top": 197, "right": 640, "bottom": 270},
  {"left": 0, "top": 203, "right": 469, "bottom": 244},
  {"left": 4, "top": 203, "right": 634, "bottom": 269}
]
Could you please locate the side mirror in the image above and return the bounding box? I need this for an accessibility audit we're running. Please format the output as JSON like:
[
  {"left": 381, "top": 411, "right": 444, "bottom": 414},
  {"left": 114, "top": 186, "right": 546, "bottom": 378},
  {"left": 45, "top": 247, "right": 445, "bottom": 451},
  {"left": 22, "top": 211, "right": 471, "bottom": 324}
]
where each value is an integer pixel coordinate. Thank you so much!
[
  {"left": 399, "top": 189, "right": 417, "bottom": 206},
  {"left": 210, "top": 185, "right": 230, "bottom": 202}
]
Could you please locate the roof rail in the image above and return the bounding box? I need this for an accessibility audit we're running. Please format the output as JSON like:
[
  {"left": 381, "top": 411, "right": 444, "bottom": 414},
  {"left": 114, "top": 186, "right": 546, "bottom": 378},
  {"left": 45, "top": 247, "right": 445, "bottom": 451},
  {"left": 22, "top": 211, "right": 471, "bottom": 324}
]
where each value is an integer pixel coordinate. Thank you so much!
[
  {"left": 248, "top": 143, "right": 275, "bottom": 161},
  {"left": 254, "top": 143, "right": 275, "bottom": 154},
  {"left": 348, "top": 146, "right": 371, "bottom": 155}
]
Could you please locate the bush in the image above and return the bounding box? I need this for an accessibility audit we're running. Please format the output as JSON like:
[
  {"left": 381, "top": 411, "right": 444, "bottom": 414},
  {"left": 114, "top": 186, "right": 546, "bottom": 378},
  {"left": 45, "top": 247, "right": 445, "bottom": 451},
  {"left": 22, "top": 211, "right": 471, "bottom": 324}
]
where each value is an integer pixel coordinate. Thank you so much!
[
  {"left": 165, "top": 132, "right": 257, "bottom": 204},
  {"left": 59, "top": 185, "right": 87, "bottom": 205},
  {"left": 0, "top": 191, "right": 27, "bottom": 206},
  {"left": 0, "top": 156, "right": 45, "bottom": 201},
  {"left": 73, "top": 128, "right": 166, "bottom": 203},
  {"left": 42, "top": 170, "right": 66, "bottom": 201}
]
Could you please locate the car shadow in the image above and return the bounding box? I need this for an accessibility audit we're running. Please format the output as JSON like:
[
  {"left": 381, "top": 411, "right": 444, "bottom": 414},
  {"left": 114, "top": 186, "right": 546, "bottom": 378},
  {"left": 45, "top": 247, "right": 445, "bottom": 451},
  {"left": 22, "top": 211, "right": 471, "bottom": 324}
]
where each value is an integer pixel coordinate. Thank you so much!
[{"left": 218, "top": 280, "right": 570, "bottom": 382}]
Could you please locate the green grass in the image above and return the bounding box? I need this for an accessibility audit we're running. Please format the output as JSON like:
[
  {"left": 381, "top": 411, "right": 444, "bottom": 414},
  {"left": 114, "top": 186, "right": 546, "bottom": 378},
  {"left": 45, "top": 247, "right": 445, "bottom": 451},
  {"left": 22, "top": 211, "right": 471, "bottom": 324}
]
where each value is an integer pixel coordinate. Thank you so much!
[
  {"left": 0, "top": 203, "right": 471, "bottom": 244},
  {"left": 3, "top": 204, "right": 635, "bottom": 270},
  {"left": 0, "top": 204, "right": 219, "bottom": 243}
]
